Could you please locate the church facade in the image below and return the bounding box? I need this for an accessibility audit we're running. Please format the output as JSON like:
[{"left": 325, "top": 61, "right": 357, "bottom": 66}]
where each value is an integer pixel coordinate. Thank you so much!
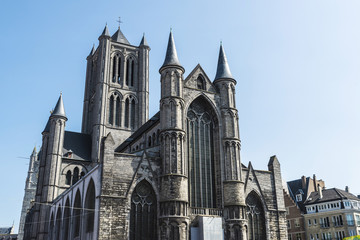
[{"left": 23, "top": 25, "right": 288, "bottom": 240}]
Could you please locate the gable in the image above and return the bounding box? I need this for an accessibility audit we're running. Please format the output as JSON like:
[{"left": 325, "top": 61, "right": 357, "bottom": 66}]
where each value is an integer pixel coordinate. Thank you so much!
[{"left": 184, "top": 64, "right": 217, "bottom": 93}]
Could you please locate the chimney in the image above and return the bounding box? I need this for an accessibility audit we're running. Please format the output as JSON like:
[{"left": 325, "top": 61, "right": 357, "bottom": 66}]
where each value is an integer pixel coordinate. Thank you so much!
[
  {"left": 313, "top": 174, "right": 318, "bottom": 191},
  {"left": 345, "top": 186, "right": 349, "bottom": 193},
  {"left": 318, "top": 185, "right": 323, "bottom": 199},
  {"left": 301, "top": 175, "right": 306, "bottom": 189}
]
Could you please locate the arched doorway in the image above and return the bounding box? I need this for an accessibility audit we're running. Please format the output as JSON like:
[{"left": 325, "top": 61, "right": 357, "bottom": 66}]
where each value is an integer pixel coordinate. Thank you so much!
[
  {"left": 129, "top": 180, "right": 157, "bottom": 240},
  {"left": 246, "top": 191, "right": 266, "bottom": 240}
]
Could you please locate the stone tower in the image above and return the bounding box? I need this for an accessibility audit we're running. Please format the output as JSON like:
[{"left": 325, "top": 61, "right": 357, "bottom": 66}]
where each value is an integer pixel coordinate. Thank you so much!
[
  {"left": 81, "top": 25, "right": 150, "bottom": 161},
  {"left": 31, "top": 95, "right": 67, "bottom": 240},
  {"left": 18, "top": 147, "right": 39, "bottom": 240},
  {"left": 213, "top": 44, "right": 247, "bottom": 239},
  {"left": 159, "top": 31, "right": 189, "bottom": 239}
]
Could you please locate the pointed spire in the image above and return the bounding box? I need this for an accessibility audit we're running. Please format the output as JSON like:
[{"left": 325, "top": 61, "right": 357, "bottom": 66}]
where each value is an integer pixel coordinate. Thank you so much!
[
  {"left": 101, "top": 24, "right": 110, "bottom": 37},
  {"left": 139, "top": 33, "right": 148, "bottom": 47},
  {"left": 111, "top": 27, "right": 130, "bottom": 44},
  {"left": 214, "top": 43, "right": 233, "bottom": 81},
  {"left": 51, "top": 93, "right": 67, "bottom": 119},
  {"left": 161, "top": 31, "right": 182, "bottom": 69}
]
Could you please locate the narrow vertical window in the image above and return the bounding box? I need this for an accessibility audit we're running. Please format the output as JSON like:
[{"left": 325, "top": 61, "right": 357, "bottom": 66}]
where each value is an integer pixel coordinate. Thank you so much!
[
  {"left": 72, "top": 167, "right": 79, "bottom": 185},
  {"left": 65, "top": 170, "right": 71, "bottom": 185},
  {"left": 109, "top": 95, "right": 114, "bottom": 125},
  {"left": 197, "top": 75, "right": 205, "bottom": 90},
  {"left": 125, "top": 98, "right": 129, "bottom": 128},
  {"left": 131, "top": 99, "right": 136, "bottom": 129},
  {"left": 112, "top": 57, "right": 117, "bottom": 83},
  {"left": 115, "top": 97, "right": 121, "bottom": 126},
  {"left": 126, "top": 58, "right": 130, "bottom": 86},
  {"left": 130, "top": 60, "right": 135, "bottom": 87},
  {"left": 118, "top": 56, "right": 122, "bottom": 84}
]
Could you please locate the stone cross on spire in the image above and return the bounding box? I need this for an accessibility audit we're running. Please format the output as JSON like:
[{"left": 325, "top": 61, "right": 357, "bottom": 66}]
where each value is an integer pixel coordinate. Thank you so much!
[{"left": 117, "top": 17, "right": 123, "bottom": 28}]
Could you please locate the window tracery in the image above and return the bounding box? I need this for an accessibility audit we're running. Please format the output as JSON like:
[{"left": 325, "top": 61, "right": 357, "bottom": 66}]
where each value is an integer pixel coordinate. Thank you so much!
[
  {"left": 187, "top": 99, "right": 216, "bottom": 208},
  {"left": 130, "top": 181, "right": 157, "bottom": 240}
]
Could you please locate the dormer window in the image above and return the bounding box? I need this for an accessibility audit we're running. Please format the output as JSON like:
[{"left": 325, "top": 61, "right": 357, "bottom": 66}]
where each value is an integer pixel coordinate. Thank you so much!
[
  {"left": 296, "top": 194, "right": 302, "bottom": 202},
  {"left": 196, "top": 75, "right": 205, "bottom": 90}
]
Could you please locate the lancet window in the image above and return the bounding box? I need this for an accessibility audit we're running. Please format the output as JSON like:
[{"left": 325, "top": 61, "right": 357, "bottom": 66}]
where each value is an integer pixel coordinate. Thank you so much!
[
  {"left": 246, "top": 191, "right": 266, "bottom": 240},
  {"left": 196, "top": 75, "right": 205, "bottom": 90},
  {"left": 187, "top": 98, "right": 217, "bottom": 208},
  {"left": 108, "top": 92, "right": 122, "bottom": 126},
  {"left": 126, "top": 57, "right": 135, "bottom": 87},
  {"left": 124, "top": 96, "right": 136, "bottom": 129},
  {"left": 111, "top": 54, "right": 122, "bottom": 84},
  {"left": 129, "top": 181, "right": 157, "bottom": 240}
]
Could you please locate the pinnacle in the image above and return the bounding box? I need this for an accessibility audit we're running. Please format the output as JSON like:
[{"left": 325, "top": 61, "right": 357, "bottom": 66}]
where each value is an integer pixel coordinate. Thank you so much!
[
  {"left": 101, "top": 24, "right": 110, "bottom": 37},
  {"left": 214, "top": 44, "right": 233, "bottom": 81},
  {"left": 161, "top": 31, "right": 182, "bottom": 69},
  {"left": 140, "top": 34, "right": 148, "bottom": 47},
  {"left": 89, "top": 44, "right": 95, "bottom": 56}
]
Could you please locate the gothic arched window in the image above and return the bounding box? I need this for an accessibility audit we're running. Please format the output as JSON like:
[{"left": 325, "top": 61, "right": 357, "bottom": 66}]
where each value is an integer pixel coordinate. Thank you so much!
[
  {"left": 65, "top": 170, "right": 71, "bottom": 185},
  {"left": 196, "top": 75, "right": 205, "bottom": 90},
  {"left": 130, "top": 60, "right": 135, "bottom": 87},
  {"left": 130, "top": 181, "right": 157, "bottom": 240},
  {"left": 112, "top": 56, "right": 117, "bottom": 83},
  {"left": 126, "top": 58, "right": 130, "bottom": 86},
  {"left": 246, "top": 191, "right": 266, "bottom": 240},
  {"left": 187, "top": 98, "right": 217, "bottom": 208},
  {"left": 117, "top": 56, "right": 122, "bottom": 84},
  {"left": 109, "top": 95, "right": 114, "bottom": 125},
  {"left": 125, "top": 98, "right": 129, "bottom": 128},
  {"left": 72, "top": 167, "right": 79, "bottom": 185},
  {"left": 131, "top": 99, "right": 136, "bottom": 129},
  {"left": 115, "top": 97, "right": 121, "bottom": 126}
]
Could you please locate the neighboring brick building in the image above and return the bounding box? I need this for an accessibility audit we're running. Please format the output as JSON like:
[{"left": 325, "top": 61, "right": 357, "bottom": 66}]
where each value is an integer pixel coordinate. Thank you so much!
[
  {"left": 284, "top": 189, "right": 306, "bottom": 240},
  {"left": 23, "top": 24, "right": 288, "bottom": 240},
  {"left": 285, "top": 175, "right": 325, "bottom": 240},
  {"left": 304, "top": 187, "right": 360, "bottom": 240}
]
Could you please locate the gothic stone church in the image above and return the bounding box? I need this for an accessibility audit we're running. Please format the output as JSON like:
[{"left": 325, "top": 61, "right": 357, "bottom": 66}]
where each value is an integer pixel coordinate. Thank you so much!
[{"left": 24, "top": 25, "right": 288, "bottom": 240}]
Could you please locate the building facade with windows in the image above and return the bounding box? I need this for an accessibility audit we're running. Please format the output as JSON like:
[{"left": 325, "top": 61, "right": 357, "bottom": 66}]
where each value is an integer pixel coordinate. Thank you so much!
[
  {"left": 304, "top": 187, "right": 360, "bottom": 240},
  {"left": 23, "top": 25, "right": 288, "bottom": 240},
  {"left": 285, "top": 175, "right": 325, "bottom": 240}
]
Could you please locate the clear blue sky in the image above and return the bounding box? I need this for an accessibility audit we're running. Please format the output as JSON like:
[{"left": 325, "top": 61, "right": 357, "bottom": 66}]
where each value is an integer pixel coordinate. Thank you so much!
[{"left": 1, "top": 0, "right": 360, "bottom": 232}]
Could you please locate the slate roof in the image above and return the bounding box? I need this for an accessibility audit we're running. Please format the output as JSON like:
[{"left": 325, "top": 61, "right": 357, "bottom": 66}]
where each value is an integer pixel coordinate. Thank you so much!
[
  {"left": 52, "top": 94, "right": 66, "bottom": 119},
  {"left": 62, "top": 131, "right": 92, "bottom": 161},
  {"left": 115, "top": 112, "right": 160, "bottom": 152},
  {"left": 214, "top": 44, "right": 233, "bottom": 81},
  {"left": 111, "top": 27, "right": 130, "bottom": 44},
  {"left": 304, "top": 188, "right": 360, "bottom": 205},
  {"left": 0, "top": 227, "right": 12, "bottom": 234},
  {"left": 161, "top": 31, "right": 182, "bottom": 69},
  {"left": 287, "top": 178, "right": 309, "bottom": 212}
]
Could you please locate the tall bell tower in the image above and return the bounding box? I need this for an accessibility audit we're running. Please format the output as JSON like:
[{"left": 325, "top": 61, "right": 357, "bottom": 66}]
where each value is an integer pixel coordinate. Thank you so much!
[{"left": 81, "top": 25, "right": 150, "bottom": 162}]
